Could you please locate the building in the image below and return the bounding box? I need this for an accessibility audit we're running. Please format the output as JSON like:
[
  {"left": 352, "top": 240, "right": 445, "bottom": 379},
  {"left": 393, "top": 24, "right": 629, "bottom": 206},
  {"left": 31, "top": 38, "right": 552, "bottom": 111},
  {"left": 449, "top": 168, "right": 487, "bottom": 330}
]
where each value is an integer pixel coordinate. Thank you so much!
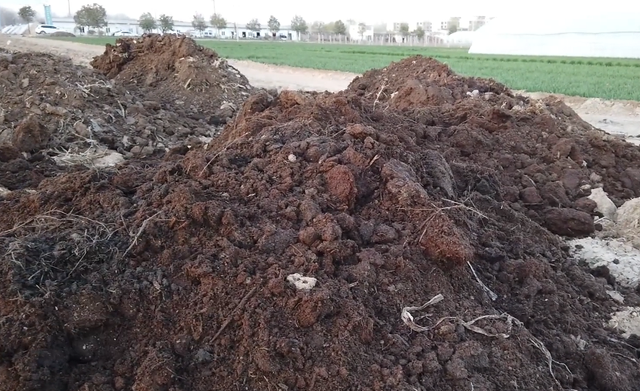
[
  {"left": 48, "top": 16, "right": 298, "bottom": 40},
  {"left": 348, "top": 24, "right": 374, "bottom": 41},
  {"left": 386, "top": 22, "right": 406, "bottom": 33},
  {"left": 51, "top": 16, "right": 160, "bottom": 35},
  {"left": 457, "top": 16, "right": 488, "bottom": 32},
  {"left": 414, "top": 21, "right": 433, "bottom": 32}
]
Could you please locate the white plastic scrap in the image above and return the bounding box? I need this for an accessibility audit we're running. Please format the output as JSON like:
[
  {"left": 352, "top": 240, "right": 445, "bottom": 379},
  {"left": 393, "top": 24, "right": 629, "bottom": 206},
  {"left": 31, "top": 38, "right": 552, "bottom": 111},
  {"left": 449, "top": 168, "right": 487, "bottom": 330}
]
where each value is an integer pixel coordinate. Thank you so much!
[
  {"left": 286, "top": 273, "right": 317, "bottom": 290},
  {"left": 588, "top": 187, "right": 617, "bottom": 222}
]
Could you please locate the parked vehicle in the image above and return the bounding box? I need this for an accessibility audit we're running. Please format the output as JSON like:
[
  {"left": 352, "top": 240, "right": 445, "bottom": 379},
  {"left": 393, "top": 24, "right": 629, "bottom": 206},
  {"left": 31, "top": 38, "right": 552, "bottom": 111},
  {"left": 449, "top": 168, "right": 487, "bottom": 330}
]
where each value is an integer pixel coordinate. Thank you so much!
[
  {"left": 35, "top": 25, "right": 60, "bottom": 34},
  {"left": 112, "top": 31, "right": 133, "bottom": 37}
]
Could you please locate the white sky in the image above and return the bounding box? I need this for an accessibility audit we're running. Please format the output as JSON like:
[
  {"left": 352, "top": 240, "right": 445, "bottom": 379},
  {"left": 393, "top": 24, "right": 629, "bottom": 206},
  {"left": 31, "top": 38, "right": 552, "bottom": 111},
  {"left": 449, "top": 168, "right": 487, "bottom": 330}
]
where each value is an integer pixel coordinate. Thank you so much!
[{"left": 2, "top": 0, "right": 639, "bottom": 25}]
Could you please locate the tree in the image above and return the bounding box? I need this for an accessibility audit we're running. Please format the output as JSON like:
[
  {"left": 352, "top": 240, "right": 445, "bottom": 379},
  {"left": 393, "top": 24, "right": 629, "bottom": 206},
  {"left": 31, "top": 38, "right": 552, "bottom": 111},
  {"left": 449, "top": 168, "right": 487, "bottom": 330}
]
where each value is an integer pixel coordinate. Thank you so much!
[
  {"left": 414, "top": 26, "right": 425, "bottom": 41},
  {"left": 18, "top": 6, "right": 35, "bottom": 33},
  {"left": 138, "top": 12, "right": 157, "bottom": 33},
  {"left": 448, "top": 17, "right": 459, "bottom": 34},
  {"left": 333, "top": 20, "right": 347, "bottom": 36},
  {"left": 246, "top": 18, "right": 260, "bottom": 32},
  {"left": 267, "top": 16, "right": 280, "bottom": 38},
  {"left": 158, "top": 14, "right": 174, "bottom": 33},
  {"left": 399, "top": 23, "right": 409, "bottom": 38},
  {"left": 74, "top": 3, "right": 108, "bottom": 31},
  {"left": 310, "top": 21, "right": 325, "bottom": 34},
  {"left": 1, "top": 7, "right": 20, "bottom": 26},
  {"left": 210, "top": 13, "right": 227, "bottom": 37},
  {"left": 357, "top": 23, "right": 366, "bottom": 40},
  {"left": 291, "top": 15, "right": 307, "bottom": 39},
  {"left": 192, "top": 13, "right": 207, "bottom": 32}
]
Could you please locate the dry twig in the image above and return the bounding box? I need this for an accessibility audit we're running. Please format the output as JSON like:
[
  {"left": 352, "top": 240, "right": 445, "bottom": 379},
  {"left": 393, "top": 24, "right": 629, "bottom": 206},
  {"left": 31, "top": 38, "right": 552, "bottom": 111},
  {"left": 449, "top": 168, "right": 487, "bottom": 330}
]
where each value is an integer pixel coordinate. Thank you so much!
[
  {"left": 468, "top": 261, "right": 498, "bottom": 301},
  {"left": 121, "top": 211, "right": 162, "bottom": 259},
  {"left": 529, "top": 336, "right": 572, "bottom": 387},
  {"left": 211, "top": 286, "right": 257, "bottom": 342},
  {"left": 373, "top": 82, "right": 387, "bottom": 109}
]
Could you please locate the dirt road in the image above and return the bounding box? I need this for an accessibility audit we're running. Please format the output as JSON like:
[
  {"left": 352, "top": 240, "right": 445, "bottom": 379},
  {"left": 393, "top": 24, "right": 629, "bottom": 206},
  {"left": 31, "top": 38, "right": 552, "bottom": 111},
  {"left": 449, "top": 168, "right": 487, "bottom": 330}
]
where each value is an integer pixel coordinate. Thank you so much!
[{"left": 1, "top": 35, "right": 638, "bottom": 143}]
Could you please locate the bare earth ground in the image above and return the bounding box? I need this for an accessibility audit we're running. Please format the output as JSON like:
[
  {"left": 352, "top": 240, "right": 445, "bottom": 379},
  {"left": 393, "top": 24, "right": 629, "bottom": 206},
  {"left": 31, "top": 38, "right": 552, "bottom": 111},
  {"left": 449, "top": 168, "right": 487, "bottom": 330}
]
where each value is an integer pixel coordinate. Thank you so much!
[
  {"left": 3, "top": 34, "right": 640, "bottom": 391},
  {"left": 1, "top": 34, "right": 639, "bottom": 145}
]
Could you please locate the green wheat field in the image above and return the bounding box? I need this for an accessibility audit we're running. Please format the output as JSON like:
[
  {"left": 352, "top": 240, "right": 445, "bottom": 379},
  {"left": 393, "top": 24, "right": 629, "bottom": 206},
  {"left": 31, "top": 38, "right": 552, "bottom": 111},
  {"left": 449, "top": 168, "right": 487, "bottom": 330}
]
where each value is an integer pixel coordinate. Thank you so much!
[{"left": 52, "top": 37, "right": 640, "bottom": 101}]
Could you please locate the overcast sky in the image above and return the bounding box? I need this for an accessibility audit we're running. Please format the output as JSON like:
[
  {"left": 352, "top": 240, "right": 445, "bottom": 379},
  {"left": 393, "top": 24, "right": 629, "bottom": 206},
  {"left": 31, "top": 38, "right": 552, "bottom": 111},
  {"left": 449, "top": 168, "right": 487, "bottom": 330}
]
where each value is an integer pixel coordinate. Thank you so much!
[{"left": 2, "top": 0, "right": 639, "bottom": 25}]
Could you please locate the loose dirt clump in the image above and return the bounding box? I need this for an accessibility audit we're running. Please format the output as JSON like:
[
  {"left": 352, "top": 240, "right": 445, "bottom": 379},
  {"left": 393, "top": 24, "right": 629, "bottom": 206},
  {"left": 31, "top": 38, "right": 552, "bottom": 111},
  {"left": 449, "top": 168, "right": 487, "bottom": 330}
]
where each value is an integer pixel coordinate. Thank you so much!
[
  {"left": 1, "top": 55, "right": 640, "bottom": 391},
  {"left": 90, "top": 34, "right": 252, "bottom": 123}
]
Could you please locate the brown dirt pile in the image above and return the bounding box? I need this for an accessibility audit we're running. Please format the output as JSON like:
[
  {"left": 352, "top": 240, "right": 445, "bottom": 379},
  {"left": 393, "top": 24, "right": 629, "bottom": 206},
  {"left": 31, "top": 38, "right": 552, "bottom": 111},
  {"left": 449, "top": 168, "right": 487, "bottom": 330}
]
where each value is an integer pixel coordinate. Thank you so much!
[
  {"left": 1, "top": 56, "right": 640, "bottom": 391},
  {"left": 349, "top": 57, "right": 640, "bottom": 236},
  {"left": 90, "top": 34, "right": 253, "bottom": 119},
  {"left": 0, "top": 46, "right": 249, "bottom": 191}
]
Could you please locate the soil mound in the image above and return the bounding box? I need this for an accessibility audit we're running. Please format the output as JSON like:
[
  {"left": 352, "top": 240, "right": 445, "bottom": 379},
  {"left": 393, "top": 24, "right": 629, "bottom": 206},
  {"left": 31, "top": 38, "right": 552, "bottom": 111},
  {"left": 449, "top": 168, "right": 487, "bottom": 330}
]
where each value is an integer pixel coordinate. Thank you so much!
[
  {"left": 1, "top": 56, "right": 640, "bottom": 391},
  {"left": 0, "top": 48, "right": 238, "bottom": 191},
  {"left": 49, "top": 31, "right": 76, "bottom": 37},
  {"left": 349, "top": 56, "right": 640, "bottom": 235},
  {"left": 90, "top": 34, "right": 252, "bottom": 119}
]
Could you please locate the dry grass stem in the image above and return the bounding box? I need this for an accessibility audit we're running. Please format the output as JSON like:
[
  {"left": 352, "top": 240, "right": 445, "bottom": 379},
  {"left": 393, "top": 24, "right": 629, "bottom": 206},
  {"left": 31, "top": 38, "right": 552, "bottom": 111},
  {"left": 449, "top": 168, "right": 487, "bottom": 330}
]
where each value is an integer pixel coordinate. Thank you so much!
[
  {"left": 122, "top": 211, "right": 163, "bottom": 259},
  {"left": 529, "top": 336, "right": 572, "bottom": 387},
  {"left": 468, "top": 261, "right": 498, "bottom": 301},
  {"left": 402, "top": 294, "right": 522, "bottom": 338}
]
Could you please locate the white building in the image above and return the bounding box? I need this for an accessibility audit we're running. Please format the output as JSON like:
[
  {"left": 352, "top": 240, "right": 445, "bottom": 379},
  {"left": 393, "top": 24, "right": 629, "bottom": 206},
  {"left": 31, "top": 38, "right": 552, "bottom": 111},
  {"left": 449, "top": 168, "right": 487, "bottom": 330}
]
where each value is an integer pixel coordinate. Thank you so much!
[
  {"left": 348, "top": 24, "right": 374, "bottom": 41},
  {"left": 48, "top": 16, "right": 299, "bottom": 40}
]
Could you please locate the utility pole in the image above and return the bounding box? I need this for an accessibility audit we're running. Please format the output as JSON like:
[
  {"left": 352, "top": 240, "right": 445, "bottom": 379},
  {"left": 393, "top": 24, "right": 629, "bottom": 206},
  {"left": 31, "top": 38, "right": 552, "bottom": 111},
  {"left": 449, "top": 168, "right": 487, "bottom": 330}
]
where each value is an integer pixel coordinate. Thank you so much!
[
  {"left": 213, "top": 0, "right": 216, "bottom": 15},
  {"left": 68, "top": 0, "right": 71, "bottom": 17}
]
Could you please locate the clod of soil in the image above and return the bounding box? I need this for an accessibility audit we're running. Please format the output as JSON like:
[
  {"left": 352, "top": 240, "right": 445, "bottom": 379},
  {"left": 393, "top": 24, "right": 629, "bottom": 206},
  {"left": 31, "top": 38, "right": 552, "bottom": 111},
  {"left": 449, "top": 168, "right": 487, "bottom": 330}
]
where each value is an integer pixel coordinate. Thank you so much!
[{"left": 1, "top": 55, "right": 640, "bottom": 391}]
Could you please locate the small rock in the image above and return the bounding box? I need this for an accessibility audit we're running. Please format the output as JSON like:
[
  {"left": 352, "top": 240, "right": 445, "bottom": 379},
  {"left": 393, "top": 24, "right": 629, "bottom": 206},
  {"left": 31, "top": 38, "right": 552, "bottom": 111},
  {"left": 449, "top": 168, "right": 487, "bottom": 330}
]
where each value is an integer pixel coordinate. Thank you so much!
[
  {"left": 520, "top": 187, "right": 543, "bottom": 204},
  {"left": 298, "top": 227, "right": 320, "bottom": 246},
  {"left": 562, "top": 169, "right": 583, "bottom": 191},
  {"left": 141, "top": 146, "right": 155, "bottom": 156},
  {"left": 42, "top": 103, "right": 67, "bottom": 116},
  {"left": 620, "top": 168, "right": 640, "bottom": 196},
  {"left": 372, "top": 224, "right": 398, "bottom": 244},
  {"left": 575, "top": 197, "right": 597, "bottom": 213},
  {"left": 194, "top": 349, "right": 213, "bottom": 363},
  {"left": 544, "top": 208, "right": 595, "bottom": 237},
  {"left": 73, "top": 122, "right": 90, "bottom": 137}
]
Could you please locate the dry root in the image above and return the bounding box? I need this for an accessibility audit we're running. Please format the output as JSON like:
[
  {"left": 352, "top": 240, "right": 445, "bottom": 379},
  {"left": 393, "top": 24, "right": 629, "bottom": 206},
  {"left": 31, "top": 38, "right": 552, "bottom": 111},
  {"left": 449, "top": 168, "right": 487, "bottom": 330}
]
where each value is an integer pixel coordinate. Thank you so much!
[{"left": 401, "top": 294, "right": 521, "bottom": 337}]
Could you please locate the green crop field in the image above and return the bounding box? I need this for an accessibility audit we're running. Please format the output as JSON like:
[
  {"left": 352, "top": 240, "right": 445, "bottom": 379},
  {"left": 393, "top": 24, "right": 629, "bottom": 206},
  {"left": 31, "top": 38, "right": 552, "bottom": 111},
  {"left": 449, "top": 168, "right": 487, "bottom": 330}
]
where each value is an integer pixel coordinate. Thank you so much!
[{"left": 51, "top": 37, "right": 640, "bottom": 101}]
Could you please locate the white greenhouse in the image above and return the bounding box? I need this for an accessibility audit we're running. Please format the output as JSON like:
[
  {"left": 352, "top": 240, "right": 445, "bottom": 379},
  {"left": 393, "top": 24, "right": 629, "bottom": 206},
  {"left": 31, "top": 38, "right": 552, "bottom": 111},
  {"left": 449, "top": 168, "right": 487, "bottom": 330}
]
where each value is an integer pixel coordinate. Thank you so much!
[
  {"left": 469, "top": 11, "right": 640, "bottom": 59},
  {"left": 445, "top": 31, "right": 475, "bottom": 47}
]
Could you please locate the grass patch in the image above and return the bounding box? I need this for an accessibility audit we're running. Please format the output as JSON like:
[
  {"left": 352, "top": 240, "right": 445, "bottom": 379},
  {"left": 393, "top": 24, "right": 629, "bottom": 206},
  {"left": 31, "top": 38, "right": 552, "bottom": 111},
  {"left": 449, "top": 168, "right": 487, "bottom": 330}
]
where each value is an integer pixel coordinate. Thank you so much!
[{"left": 50, "top": 37, "right": 640, "bottom": 101}]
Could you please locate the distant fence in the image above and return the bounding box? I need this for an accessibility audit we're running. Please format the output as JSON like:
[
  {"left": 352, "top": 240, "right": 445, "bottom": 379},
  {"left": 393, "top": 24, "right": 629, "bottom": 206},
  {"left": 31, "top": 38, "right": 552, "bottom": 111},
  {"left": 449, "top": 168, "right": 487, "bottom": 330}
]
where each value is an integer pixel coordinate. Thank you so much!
[
  {"left": 218, "top": 32, "right": 471, "bottom": 49},
  {"left": 299, "top": 33, "right": 471, "bottom": 48}
]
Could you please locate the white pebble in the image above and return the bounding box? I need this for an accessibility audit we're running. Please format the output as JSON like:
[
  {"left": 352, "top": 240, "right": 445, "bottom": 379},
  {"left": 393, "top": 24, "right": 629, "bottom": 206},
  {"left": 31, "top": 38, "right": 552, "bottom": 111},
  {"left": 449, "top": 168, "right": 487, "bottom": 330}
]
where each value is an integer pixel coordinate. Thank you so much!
[{"left": 288, "top": 154, "right": 297, "bottom": 162}]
